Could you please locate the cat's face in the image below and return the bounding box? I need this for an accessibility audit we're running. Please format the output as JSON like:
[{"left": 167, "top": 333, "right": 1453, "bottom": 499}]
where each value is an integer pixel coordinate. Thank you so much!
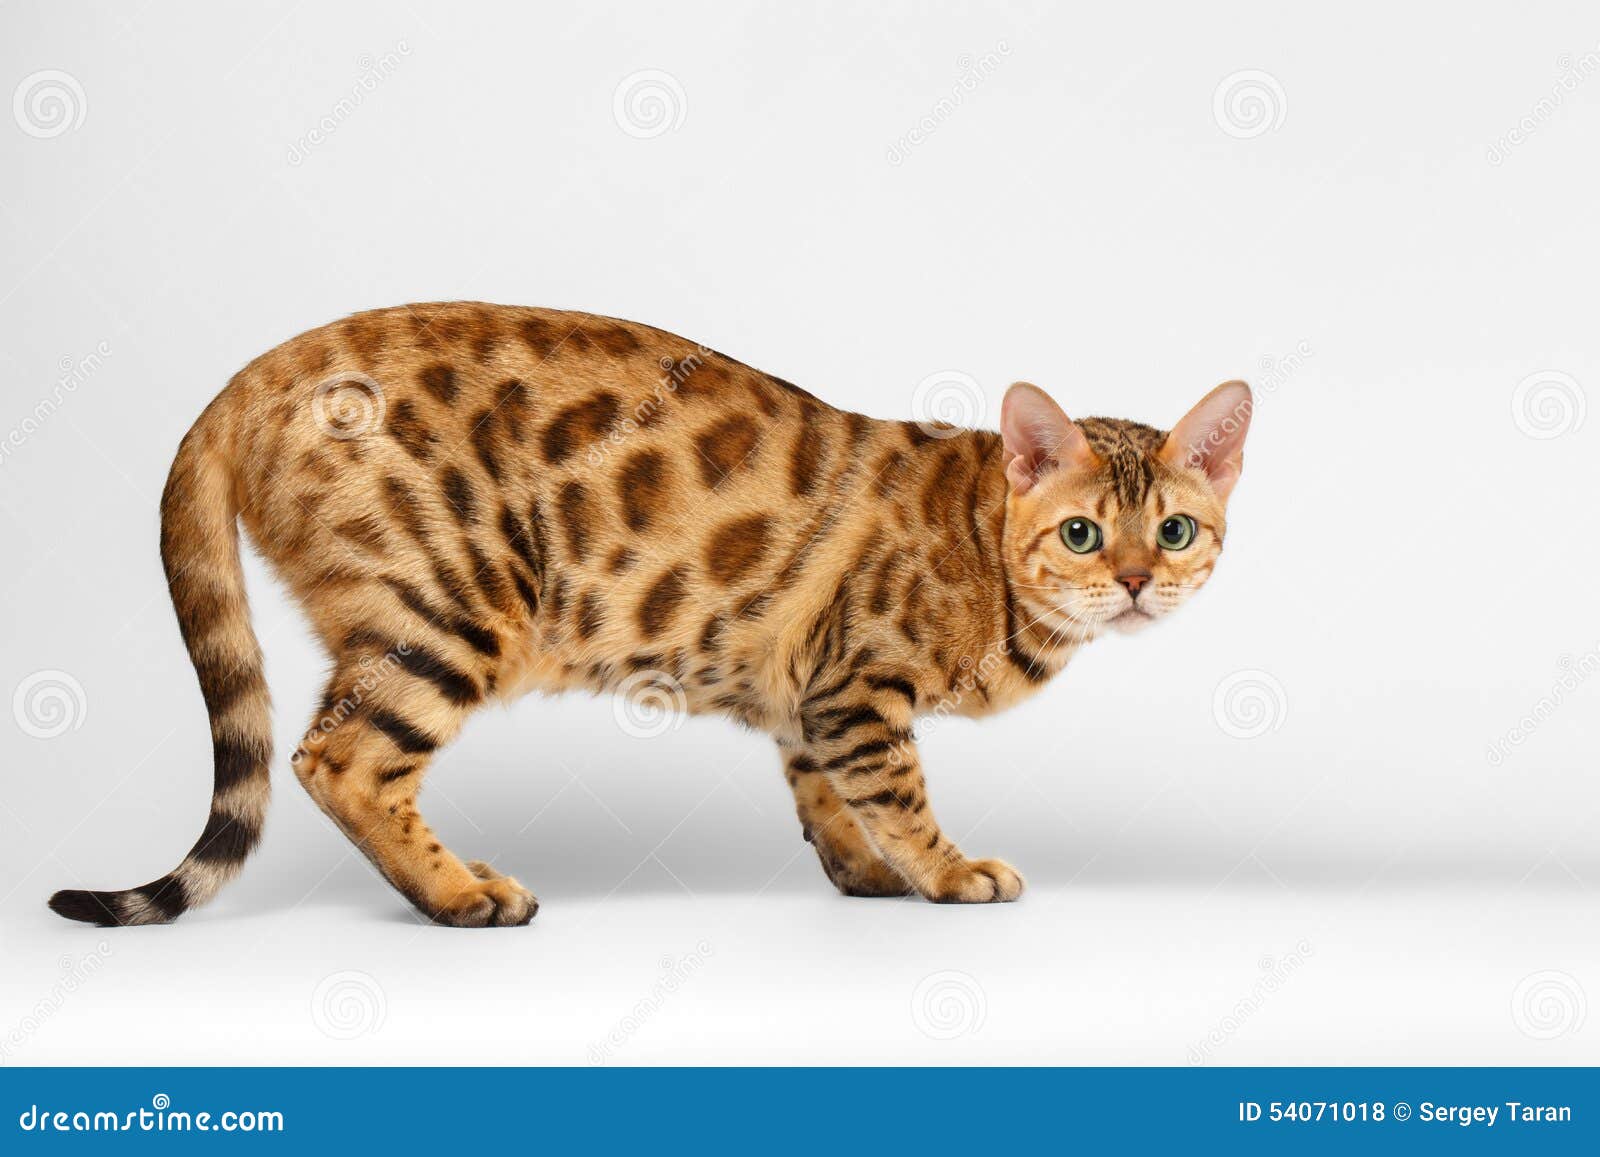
[{"left": 999, "top": 381, "right": 1251, "bottom": 641}]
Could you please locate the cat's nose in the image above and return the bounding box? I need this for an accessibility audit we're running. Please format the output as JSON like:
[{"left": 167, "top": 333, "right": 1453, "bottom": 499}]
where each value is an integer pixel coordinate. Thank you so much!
[{"left": 1116, "top": 571, "right": 1151, "bottom": 598}]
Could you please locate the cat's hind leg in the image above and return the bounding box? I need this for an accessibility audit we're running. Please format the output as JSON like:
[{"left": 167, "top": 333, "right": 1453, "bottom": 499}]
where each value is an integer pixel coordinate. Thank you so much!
[{"left": 292, "top": 645, "right": 536, "bottom": 927}]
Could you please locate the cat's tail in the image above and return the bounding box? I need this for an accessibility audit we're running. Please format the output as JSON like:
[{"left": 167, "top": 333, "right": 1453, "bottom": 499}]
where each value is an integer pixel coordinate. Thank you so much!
[{"left": 49, "top": 407, "right": 271, "bottom": 926}]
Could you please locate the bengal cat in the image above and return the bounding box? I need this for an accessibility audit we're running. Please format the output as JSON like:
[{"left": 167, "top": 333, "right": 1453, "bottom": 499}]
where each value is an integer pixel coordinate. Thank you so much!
[{"left": 48, "top": 304, "right": 1251, "bottom": 927}]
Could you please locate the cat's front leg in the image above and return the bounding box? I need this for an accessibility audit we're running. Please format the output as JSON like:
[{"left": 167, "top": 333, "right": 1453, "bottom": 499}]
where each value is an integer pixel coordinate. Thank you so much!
[
  {"left": 797, "top": 678, "right": 1025, "bottom": 904},
  {"left": 782, "top": 749, "right": 913, "bottom": 897}
]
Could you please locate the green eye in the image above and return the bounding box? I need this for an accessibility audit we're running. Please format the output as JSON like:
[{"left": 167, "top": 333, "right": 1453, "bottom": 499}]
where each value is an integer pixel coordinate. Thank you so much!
[
  {"left": 1060, "top": 517, "right": 1102, "bottom": 554},
  {"left": 1158, "top": 514, "right": 1197, "bottom": 551}
]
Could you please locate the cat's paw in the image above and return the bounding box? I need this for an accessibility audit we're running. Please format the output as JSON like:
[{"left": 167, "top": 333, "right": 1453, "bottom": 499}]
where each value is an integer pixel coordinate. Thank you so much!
[
  {"left": 926, "top": 857, "right": 1025, "bottom": 904},
  {"left": 432, "top": 872, "right": 539, "bottom": 927}
]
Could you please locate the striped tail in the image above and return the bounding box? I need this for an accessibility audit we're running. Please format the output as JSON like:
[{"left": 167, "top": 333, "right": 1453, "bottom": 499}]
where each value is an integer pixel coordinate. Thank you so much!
[{"left": 49, "top": 410, "right": 271, "bottom": 926}]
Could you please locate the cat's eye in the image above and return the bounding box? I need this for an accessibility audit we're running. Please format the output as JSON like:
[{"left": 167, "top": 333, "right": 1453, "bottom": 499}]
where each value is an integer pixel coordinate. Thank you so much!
[
  {"left": 1158, "top": 514, "right": 1197, "bottom": 551},
  {"left": 1060, "top": 517, "right": 1102, "bottom": 554}
]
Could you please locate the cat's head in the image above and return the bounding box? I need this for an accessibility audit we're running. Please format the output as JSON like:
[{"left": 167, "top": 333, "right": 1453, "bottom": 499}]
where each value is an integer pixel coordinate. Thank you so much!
[{"left": 998, "top": 380, "right": 1251, "bottom": 639}]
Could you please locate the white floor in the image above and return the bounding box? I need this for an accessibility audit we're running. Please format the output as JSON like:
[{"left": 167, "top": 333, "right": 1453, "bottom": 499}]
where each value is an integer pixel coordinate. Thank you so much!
[
  {"left": 5, "top": 661, "right": 1597, "bottom": 1068},
  {"left": 4, "top": 872, "right": 1594, "bottom": 1066}
]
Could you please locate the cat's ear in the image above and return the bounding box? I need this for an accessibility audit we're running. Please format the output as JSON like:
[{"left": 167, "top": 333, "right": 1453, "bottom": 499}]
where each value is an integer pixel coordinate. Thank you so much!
[
  {"left": 1000, "top": 382, "right": 1095, "bottom": 495},
  {"left": 1160, "top": 380, "right": 1253, "bottom": 502}
]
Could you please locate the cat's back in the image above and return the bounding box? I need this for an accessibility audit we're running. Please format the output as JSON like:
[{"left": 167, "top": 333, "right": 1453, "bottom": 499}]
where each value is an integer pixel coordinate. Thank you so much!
[
  {"left": 209, "top": 302, "right": 849, "bottom": 503},
  {"left": 225, "top": 301, "right": 821, "bottom": 436},
  {"left": 208, "top": 304, "right": 917, "bottom": 607}
]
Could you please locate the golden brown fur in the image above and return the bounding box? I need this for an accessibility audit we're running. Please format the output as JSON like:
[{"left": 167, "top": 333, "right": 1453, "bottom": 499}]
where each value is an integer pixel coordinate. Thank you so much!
[{"left": 48, "top": 303, "right": 1251, "bottom": 926}]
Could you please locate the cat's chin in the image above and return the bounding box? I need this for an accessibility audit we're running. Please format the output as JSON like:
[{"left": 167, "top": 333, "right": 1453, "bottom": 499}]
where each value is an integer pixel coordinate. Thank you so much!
[{"left": 1106, "top": 607, "right": 1159, "bottom": 635}]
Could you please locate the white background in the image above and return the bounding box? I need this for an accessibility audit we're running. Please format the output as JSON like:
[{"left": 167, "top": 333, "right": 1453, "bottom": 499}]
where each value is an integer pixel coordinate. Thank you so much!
[{"left": 1, "top": 1, "right": 1596, "bottom": 1064}]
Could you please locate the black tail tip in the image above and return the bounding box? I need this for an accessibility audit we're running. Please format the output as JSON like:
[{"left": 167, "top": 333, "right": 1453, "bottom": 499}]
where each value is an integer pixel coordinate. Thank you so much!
[{"left": 48, "top": 889, "right": 123, "bottom": 926}]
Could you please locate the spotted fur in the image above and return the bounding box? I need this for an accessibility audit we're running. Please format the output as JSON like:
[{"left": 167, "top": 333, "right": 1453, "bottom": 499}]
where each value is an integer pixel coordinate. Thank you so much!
[{"left": 48, "top": 304, "right": 1250, "bottom": 926}]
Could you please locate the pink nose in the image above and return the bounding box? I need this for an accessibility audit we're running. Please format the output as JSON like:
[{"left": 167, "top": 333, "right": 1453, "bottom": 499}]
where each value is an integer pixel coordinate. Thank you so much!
[{"left": 1116, "top": 571, "right": 1151, "bottom": 598}]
